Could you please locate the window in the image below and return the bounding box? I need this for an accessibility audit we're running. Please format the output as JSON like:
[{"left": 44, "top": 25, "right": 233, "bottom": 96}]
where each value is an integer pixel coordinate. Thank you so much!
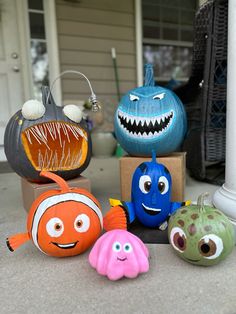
[
  {"left": 28, "top": 0, "right": 49, "bottom": 99},
  {"left": 142, "top": 0, "right": 198, "bottom": 84}
]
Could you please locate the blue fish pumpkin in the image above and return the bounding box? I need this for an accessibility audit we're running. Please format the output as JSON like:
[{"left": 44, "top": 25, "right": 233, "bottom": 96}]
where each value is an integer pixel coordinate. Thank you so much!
[
  {"left": 114, "top": 64, "right": 187, "bottom": 156},
  {"left": 104, "top": 152, "right": 190, "bottom": 230}
]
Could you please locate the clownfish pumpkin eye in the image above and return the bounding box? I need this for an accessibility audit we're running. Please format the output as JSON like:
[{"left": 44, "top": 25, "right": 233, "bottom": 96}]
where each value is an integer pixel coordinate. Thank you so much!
[
  {"left": 74, "top": 214, "right": 90, "bottom": 233},
  {"left": 46, "top": 218, "right": 64, "bottom": 237},
  {"left": 153, "top": 93, "right": 165, "bottom": 100}
]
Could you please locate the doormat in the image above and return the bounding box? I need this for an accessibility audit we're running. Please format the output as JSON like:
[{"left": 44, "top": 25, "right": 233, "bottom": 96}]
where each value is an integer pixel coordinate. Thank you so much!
[{"left": 128, "top": 221, "right": 169, "bottom": 244}]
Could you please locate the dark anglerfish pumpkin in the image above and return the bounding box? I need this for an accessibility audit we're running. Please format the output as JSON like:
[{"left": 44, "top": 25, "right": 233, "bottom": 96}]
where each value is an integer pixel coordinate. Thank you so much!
[{"left": 4, "top": 86, "right": 92, "bottom": 183}]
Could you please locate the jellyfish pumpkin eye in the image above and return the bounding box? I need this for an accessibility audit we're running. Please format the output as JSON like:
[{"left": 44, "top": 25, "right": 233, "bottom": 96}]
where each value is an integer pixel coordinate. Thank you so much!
[
  {"left": 169, "top": 227, "right": 187, "bottom": 253},
  {"left": 112, "top": 241, "right": 122, "bottom": 252},
  {"left": 74, "top": 214, "right": 90, "bottom": 233},
  {"left": 198, "top": 234, "right": 223, "bottom": 259},
  {"left": 123, "top": 243, "right": 132, "bottom": 253},
  {"left": 46, "top": 218, "right": 64, "bottom": 237}
]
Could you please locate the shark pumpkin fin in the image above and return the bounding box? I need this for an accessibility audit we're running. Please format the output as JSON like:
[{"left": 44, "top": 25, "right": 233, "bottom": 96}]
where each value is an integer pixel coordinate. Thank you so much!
[
  {"left": 103, "top": 205, "right": 128, "bottom": 231},
  {"left": 6, "top": 233, "right": 30, "bottom": 252}
]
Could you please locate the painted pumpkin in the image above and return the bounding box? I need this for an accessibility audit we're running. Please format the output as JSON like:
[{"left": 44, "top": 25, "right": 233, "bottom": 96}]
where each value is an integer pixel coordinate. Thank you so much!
[
  {"left": 168, "top": 193, "right": 235, "bottom": 266},
  {"left": 6, "top": 171, "right": 103, "bottom": 257},
  {"left": 89, "top": 229, "right": 149, "bottom": 280},
  {"left": 104, "top": 151, "right": 189, "bottom": 230},
  {"left": 4, "top": 86, "right": 92, "bottom": 183},
  {"left": 114, "top": 64, "right": 187, "bottom": 156}
]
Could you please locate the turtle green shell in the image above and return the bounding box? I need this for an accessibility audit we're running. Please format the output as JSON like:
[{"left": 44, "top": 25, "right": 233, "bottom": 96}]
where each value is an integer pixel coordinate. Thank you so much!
[{"left": 168, "top": 201, "right": 235, "bottom": 266}]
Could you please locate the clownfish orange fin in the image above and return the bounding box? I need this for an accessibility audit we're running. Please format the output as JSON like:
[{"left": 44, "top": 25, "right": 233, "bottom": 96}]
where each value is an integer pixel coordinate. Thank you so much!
[
  {"left": 6, "top": 233, "right": 30, "bottom": 252},
  {"left": 103, "top": 205, "right": 127, "bottom": 231}
]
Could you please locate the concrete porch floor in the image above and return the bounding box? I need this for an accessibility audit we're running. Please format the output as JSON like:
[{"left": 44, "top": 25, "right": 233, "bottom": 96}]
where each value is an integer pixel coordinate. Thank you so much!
[{"left": 0, "top": 157, "right": 235, "bottom": 314}]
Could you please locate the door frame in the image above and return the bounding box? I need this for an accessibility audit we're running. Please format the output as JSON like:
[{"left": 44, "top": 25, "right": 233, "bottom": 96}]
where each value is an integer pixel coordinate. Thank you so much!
[{"left": 15, "top": 0, "right": 61, "bottom": 103}]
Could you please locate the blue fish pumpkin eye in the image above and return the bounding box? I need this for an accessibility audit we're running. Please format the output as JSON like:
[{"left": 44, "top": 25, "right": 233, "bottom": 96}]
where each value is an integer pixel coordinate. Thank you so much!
[
  {"left": 158, "top": 176, "right": 169, "bottom": 195},
  {"left": 139, "top": 175, "right": 152, "bottom": 194}
]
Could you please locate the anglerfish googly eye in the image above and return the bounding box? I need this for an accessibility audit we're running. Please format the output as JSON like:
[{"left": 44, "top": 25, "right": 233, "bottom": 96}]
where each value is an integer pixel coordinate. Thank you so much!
[
  {"left": 153, "top": 93, "right": 165, "bottom": 100},
  {"left": 129, "top": 94, "right": 139, "bottom": 101},
  {"left": 46, "top": 217, "right": 64, "bottom": 237},
  {"left": 170, "top": 227, "right": 187, "bottom": 253},
  {"left": 158, "top": 176, "right": 169, "bottom": 194},
  {"left": 112, "top": 241, "right": 122, "bottom": 252},
  {"left": 63, "top": 104, "right": 83, "bottom": 123},
  {"left": 123, "top": 242, "right": 133, "bottom": 253},
  {"left": 74, "top": 214, "right": 90, "bottom": 233},
  {"left": 22, "top": 99, "right": 46, "bottom": 120},
  {"left": 139, "top": 175, "right": 152, "bottom": 194},
  {"left": 198, "top": 234, "right": 223, "bottom": 259}
]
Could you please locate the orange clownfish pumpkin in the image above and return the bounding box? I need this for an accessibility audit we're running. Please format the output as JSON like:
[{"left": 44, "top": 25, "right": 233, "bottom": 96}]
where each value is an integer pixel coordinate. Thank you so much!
[{"left": 6, "top": 171, "right": 126, "bottom": 257}]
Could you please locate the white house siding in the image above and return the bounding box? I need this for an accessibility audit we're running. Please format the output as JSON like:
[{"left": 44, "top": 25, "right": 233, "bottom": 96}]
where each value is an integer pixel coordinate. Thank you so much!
[{"left": 55, "top": 0, "right": 137, "bottom": 130}]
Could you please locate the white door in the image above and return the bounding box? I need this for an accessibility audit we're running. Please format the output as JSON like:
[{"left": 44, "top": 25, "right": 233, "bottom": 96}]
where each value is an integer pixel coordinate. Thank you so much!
[{"left": 0, "top": 0, "right": 24, "bottom": 161}]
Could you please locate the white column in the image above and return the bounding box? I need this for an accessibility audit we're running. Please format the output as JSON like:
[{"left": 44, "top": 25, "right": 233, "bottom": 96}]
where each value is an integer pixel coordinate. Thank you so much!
[
  {"left": 135, "top": 0, "right": 143, "bottom": 87},
  {"left": 213, "top": 0, "right": 236, "bottom": 239}
]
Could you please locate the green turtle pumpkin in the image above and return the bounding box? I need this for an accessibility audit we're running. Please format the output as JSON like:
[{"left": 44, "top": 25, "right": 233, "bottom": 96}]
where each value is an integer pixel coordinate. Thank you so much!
[{"left": 168, "top": 193, "right": 235, "bottom": 266}]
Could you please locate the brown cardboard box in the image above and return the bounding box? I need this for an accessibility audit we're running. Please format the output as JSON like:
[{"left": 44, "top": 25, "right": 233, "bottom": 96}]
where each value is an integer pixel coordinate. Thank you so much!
[
  {"left": 120, "top": 152, "right": 186, "bottom": 202},
  {"left": 21, "top": 176, "right": 91, "bottom": 212}
]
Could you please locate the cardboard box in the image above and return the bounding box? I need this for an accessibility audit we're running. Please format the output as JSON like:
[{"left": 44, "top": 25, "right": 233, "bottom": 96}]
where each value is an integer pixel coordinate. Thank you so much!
[
  {"left": 120, "top": 152, "right": 186, "bottom": 202},
  {"left": 21, "top": 176, "right": 91, "bottom": 212}
]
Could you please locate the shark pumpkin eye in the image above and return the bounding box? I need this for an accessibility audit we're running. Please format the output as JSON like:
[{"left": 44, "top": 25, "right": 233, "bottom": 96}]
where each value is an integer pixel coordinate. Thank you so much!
[
  {"left": 129, "top": 94, "right": 139, "bottom": 101},
  {"left": 22, "top": 99, "right": 45, "bottom": 120},
  {"left": 153, "top": 93, "right": 165, "bottom": 100},
  {"left": 63, "top": 104, "right": 83, "bottom": 123}
]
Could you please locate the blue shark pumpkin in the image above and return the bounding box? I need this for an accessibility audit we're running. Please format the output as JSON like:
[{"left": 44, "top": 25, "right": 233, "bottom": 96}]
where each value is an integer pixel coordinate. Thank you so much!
[
  {"left": 114, "top": 64, "right": 187, "bottom": 156},
  {"left": 104, "top": 152, "right": 190, "bottom": 230}
]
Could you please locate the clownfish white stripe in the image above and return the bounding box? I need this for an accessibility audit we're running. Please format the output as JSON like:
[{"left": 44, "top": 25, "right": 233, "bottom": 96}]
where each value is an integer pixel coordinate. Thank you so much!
[{"left": 31, "top": 193, "right": 103, "bottom": 253}]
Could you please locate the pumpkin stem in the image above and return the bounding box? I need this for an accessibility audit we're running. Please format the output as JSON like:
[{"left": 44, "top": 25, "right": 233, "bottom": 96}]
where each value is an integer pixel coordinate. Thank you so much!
[
  {"left": 144, "top": 64, "right": 155, "bottom": 87},
  {"left": 41, "top": 85, "right": 56, "bottom": 107},
  {"left": 151, "top": 149, "right": 157, "bottom": 163},
  {"left": 197, "top": 192, "right": 209, "bottom": 213},
  {"left": 40, "top": 171, "right": 70, "bottom": 192}
]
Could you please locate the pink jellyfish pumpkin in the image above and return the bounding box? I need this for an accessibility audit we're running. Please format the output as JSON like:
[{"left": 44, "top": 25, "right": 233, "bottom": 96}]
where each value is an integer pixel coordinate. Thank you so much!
[{"left": 89, "top": 229, "right": 149, "bottom": 281}]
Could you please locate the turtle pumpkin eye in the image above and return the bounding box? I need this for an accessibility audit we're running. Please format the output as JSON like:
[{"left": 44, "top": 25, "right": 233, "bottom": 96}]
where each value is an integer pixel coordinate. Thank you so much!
[
  {"left": 74, "top": 214, "right": 90, "bottom": 233},
  {"left": 170, "top": 227, "right": 187, "bottom": 253},
  {"left": 198, "top": 234, "right": 223, "bottom": 259},
  {"left": 46, "top": 217, "right": 64, "bottom": 237},
  {"left": 153, "top": 93, "right": 165, "bottom": 100},
  {"left": 158, "top": 176, "right": 169, "bottom": 194},
  {"left": 139, "top": 175, "right": 152, "bottom": 193},
  {"left": 22, "top": 99, "right": 45, "bottom": 120},
  {"left": 129, "top": 94, "right": 139, "bottom": 101},
  {"left": 63, "top": 104, "right": 83, "bottom": 123}
]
